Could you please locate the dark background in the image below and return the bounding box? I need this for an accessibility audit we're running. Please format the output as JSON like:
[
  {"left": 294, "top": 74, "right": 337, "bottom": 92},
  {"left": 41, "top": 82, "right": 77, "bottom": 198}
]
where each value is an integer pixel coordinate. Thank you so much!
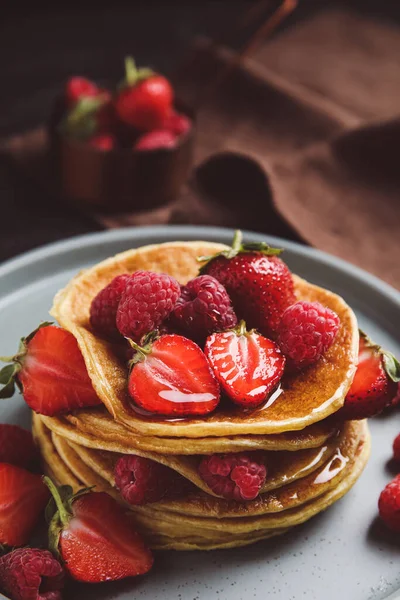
[{"left": 1, "top": 0, "right": 399, "bottom": 262}]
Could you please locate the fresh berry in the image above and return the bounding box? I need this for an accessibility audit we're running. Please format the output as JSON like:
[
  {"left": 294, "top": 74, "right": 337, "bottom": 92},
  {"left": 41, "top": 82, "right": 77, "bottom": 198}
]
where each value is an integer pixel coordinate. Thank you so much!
[
  {"left": 115, "top": 57, "right": 173, "bottom": 131},
  {"left": 62, "top": 91, "right": 113, "bottom": 140},
  {"left": 90, "top": 274, "right": 130, "bottom": 339},
  {"left": 134, "top": 130, "right": 176, "bottom": 151},
  {"left": 276, "top": 301, "right": 340, "bottom": 369},
  {"left": 378, "top": 474, "right": 400, "bottom": 532},
  {"left": 338, "top": 332, "right": 400, "bottom": 420},
  {"left": 393, "top": 434, "right": 400, "bottom": 461},
  {"left": 115, "top": 454, "right": 185, "bottom": 505},
  {"left": 0, "top": 424, "right": 38, "bottom": 470},
  {"left": 0, "top": 324, "right": 101, "bottom": 416},
  {"left": 198, "top": 453, "right": 267, "bottom": 501},
  {"left": 0, "top": 548, "right": 65, "bottom": 600},
  {"left": 65, "top": 76, "right": 99, "bottom": 107},
  {"left": 171, "top": 275, "right": 237, "bottom": 343},
  {"left": 44, "top": 479, "right": 153, "bottom": 583},
  {"left": 88, "top": 133, "right": 116, "bottom": 150},
  {"left": 205, "top": 321, "right": 285, "bottom": 408},
  {"left": 0, "top": 464, "right": 49, "bottom": 546},
  {"left": 116, "top": 271, "right": 180, "bottom": 341},
  {"left": 163, "top": 110, "right": 191, "bottom": 136},
  {"left": 128, "top": 333, "right": 220, "bottom": 416},
  {"left": 200, "top": 230, "right": 295, "bottom": 337}
]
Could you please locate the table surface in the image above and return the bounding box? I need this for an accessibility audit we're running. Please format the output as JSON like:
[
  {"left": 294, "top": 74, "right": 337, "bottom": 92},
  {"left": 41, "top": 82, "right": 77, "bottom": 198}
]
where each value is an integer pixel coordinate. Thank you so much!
[{"left": 1, "top": 0, "right": 399, "bottom": 264}]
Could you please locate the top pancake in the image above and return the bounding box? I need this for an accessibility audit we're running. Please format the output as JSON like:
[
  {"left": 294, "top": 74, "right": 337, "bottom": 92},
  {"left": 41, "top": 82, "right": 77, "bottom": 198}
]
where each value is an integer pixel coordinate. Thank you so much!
[{"left": 51, "top": 241, "right": 359, "bottom": 437}]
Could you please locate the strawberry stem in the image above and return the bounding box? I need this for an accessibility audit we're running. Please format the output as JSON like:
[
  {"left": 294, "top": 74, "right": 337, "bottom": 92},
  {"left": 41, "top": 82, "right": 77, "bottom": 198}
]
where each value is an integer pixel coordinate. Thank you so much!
[
  {"left": 232, "top": 230, "right": 243, "bottom": 253},
  {"left": 43, "top": 477, "right": 70, "bottom": 526},
  {"left": 125, "top": 56, "right": 138, "bottom": 86},
  {"left": 237, "top": 320, "right": 247, "bottom": 336}
]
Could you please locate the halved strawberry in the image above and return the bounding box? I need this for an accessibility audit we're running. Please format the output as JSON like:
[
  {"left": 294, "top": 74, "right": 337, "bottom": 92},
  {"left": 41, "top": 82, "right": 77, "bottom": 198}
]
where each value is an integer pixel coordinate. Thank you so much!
[
  {"left": 0, "top": 464, "right": 49, "bottom": 546},
  {"left": 0, "top": 424, "right": 39, "bottom": 470},
  {"left": 338, "top": 331, "right": 400, "bottom": 420},
  {"left": 0, "top": 324, "right": 101, "bottom": 416},
  {"left": 128, "top": 333, "right": 220, "bottom": 416},
  {"left": 204, "top": 321, "right": 285, "bottom": 408},
  {"left": 200, "top": 230, "right": 295, "bottom": 337},
  {"left": 44, "top": 479, "right": 153, "bottom": 583}
]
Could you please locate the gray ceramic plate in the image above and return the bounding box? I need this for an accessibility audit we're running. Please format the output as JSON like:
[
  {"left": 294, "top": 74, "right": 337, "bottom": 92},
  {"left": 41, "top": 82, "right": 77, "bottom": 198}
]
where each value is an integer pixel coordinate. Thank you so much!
[{"left": 1, "top": 226, "right": 400, "bottom": 600}]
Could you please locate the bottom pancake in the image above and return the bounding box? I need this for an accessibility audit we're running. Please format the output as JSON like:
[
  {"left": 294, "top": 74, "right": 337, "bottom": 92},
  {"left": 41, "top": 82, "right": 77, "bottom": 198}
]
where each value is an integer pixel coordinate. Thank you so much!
[{"left": 33, "top": 415, "right": 370, "bottom": 551}]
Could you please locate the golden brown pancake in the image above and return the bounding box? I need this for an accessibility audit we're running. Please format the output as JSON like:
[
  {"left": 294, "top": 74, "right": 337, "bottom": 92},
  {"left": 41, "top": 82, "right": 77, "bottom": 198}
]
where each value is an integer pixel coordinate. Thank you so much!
[{"left": 50, "top": 241, "right": 359, "bottom": 437}]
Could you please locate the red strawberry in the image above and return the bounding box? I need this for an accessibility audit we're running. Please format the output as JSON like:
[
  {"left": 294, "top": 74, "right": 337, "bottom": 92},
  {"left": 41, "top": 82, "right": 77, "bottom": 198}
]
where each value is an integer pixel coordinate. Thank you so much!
[
  {"left": 44, "top": 479, "right": 153, "bottom": 583},
  {"left": 115, "top": 57, "right": 173, "bottom": 131},
  {"left": 0, "top": 548, "right": 65, "bottom": 600},
  {"left": 134, "top": 130, "right": 176, "bottom": 151},
  {"left": 163, "top": 110, "right": 192, "bottom": 136},
  {"left": 128, "top": 333, "right": 220, "bottom": 416},
  {"left": 0, "top": 424, "right": 38, "bottom": 469},
  {"left": 88, "top": 133, "right": 116, "bottom": 150},
  {"left": 338, "top": 332, "right": 400, "bottom": 420},
  {"left": 62, "top": 91, "right": 114, "bottom": 140},
  {"left": 65, "top": 76, "right": 99, "bottom": 107},
  {"left": 200, "top": 230, "right": 295, "bottom": 338},
  {"left": 204, "top": 321, "right": 285, "bottom": 408},
  {"left": 0, "top": 324, "right": 101, "bottom": 416},
  {"left": 90, "top": 274, "right": 130, "bottom": 339},
  {"left": 0, "top": 464, "right": 49, "bottom": 546}
]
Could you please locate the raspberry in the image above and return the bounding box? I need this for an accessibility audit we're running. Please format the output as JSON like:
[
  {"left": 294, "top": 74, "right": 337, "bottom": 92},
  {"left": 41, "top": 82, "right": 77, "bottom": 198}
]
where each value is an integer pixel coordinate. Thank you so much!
[
  {"left": 0, "top": 424, "right": 38, "bottom": 470},
  {"left": 116, "top": 271, "right": 180, "bottom": 341},
  {"left": 198, "top": 453, "right": 267, "bottom": 501},
  {"left": 0, "top": 548, "right": 65, "bottom": 600},
  {"left": 277, "top": 301, "right": 340, "bottom": 369},
  {"left": 135, "top": 130, "right": 176, "bottom": 151},
  {"left": 90, "top": 274, "right": 130, "bottom": 339},
  {"left": 378, "top": 474, "right": 400, "bottom": 532},
  {"left": 171, "top": 275, "right": 237, "bottom": 343},
  {"left": 393, "top": 434, "right": 400, "bottom": 461},
  {"left": 114, "top": 455, "right": 185, "bottom": 505}
]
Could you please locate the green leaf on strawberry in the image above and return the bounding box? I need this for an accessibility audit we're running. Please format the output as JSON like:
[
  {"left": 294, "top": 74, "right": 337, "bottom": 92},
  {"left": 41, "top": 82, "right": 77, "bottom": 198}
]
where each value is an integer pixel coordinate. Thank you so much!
[{"left": 360, "top": 330, "right": 400, "bottom": 383}]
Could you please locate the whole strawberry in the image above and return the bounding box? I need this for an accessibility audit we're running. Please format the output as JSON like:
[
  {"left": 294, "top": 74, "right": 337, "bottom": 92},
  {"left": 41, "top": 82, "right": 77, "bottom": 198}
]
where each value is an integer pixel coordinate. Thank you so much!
[
  {"left": 338, "top": 332, "right": 400, "bottom": 420},
  {"left": 44, "top": 478, "right": 153, "bottom": 583},
  {"left": 115, "top": 57, "right": 173, "bottom": 131},
  {"left": 65, "top": 76, "right": 99, "bottom": 107},
  {"left": 0, "top": 323, "right": 101, "bottom": 415},
  {"left": 0, "top": 424, "right": 38, "bottom": 470},
  {"left": 198, "top": 453, "right": 267, "bottom": 501},
  {"left": 276, "top": 301, "right": 340, "bottom": 370},
  {"left": 0, "top": 464, "right": 49, "bottom": 546},
  {"left": 0, "top": 548, "right": 65, "bottom": 600},
  {"left": 171, "top": 275, "right": 237, "bottom": 344},
  {"left": 378, "top": 474, "right": 400, "bottom": 532},
  {"left": 90, "top": 273, "right": 130, "bottom": 339},
  {"left": 61, "top": 91, "right": 114, "bottom": 140},
  {"left": 116, "top": 271, "right": 180, "bottom": 341},
  {"left": 205, "top": 321, "right": 285, "bottom": 408},
  {"left": 200, "top": 230, "right": 295, "bottom": 338}
]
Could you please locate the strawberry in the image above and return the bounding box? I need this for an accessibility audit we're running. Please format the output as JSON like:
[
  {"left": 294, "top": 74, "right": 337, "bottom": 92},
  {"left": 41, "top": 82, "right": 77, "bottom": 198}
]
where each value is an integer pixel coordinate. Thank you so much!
[
  {"left": 200, "top": 230, "right": 295, "bottom": 338},
  {"left": 338, "top": 331, "right": 400, "bottom": 420},
  {"left": 134, "top": 130, "right": 176, "bottom": 151},
  {"left": 0, "top": 324, "right": 101, "bottom": 416},
  {"left": 44, "top": 478, "right": 153, "bottom": 583},
  {"left": 88, "top": 133, "right": 116, "bottom": 150},
  {"left": 0, "top": 424, "right": 38, "bottom": 470},
  {"left": 65, "top": 76, "right": 99, "bottom": 107},
  {"left": 204, "top": 321, "right": 285, "bottom": 408},
  {"left": 0, "top": 464, "right": 49, "bottom": 546},
  {"left": 128, "top": 332, "right": 220, "bottom": 416},
  {"left": 163, "top": 110, "right": 192, "bottom": 137},
  {"left": 115, "top": 57, "right": 173, "bottom": 131},
  {"left": 61, "top": 91, "right": 114, "bottom": 140}
]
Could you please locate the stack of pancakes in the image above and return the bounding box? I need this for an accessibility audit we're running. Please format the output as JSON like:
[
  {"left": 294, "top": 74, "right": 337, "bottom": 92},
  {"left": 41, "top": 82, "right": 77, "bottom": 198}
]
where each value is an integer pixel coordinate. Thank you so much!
[{"left": 32, "top": 241, "right": 370, "bottom": 551}]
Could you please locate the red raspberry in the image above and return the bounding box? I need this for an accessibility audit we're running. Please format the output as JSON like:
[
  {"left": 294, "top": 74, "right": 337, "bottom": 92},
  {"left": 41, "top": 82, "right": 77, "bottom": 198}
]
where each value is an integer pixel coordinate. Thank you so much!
[
  {"left": 0, "top": 424, "right": 38, "bottom": 470},
  {"left": 116, "top": 271, "right": 180, "bottom": 341},
  {"left": 163, "top": 110, "right": 192, "bottom": 136},
  {"left": 198, "top": 453, "right": 267, "bottom": 501},
  {"left": 171, "top": 275, "right": 237, "bottom": 343},
  {"left": 393, "top": 434, "right": 400, "bottom": 461},
  {"left": 114, "top": 455, "right": 185, "bottom": 505},
  {"left": 134, "top": 130, "right": 176, "bottom": 151},
  {"left": 90, "top": 274, "right": 130, "bottom": 339},
  {"left": 378, "top": 474, "right": 400, "bottom": 532},
  {"left": 277, "top": 301, "right": 340, "bottom": 369},
  {"left": 0, "top": 548, "right": 65, "bottom": 600}
]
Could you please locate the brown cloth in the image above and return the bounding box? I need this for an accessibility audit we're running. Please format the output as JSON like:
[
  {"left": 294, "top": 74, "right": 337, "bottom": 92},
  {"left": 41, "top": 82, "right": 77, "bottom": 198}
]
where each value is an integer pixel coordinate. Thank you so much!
[{"left": 2, "top": 7, "right": 400, "bottom": 288}]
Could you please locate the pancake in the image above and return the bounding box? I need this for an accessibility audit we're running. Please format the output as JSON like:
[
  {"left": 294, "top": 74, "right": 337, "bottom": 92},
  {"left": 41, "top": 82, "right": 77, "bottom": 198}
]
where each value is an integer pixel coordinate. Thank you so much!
[
  {"left": 41, "top": 409, "right": 341, "bottom": 454},
  {"left": 32, "top": 414, "right": 369, "bottom": 550},
  {"left": 50, "top": 241, "right": 359, "bottom": 437}
]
